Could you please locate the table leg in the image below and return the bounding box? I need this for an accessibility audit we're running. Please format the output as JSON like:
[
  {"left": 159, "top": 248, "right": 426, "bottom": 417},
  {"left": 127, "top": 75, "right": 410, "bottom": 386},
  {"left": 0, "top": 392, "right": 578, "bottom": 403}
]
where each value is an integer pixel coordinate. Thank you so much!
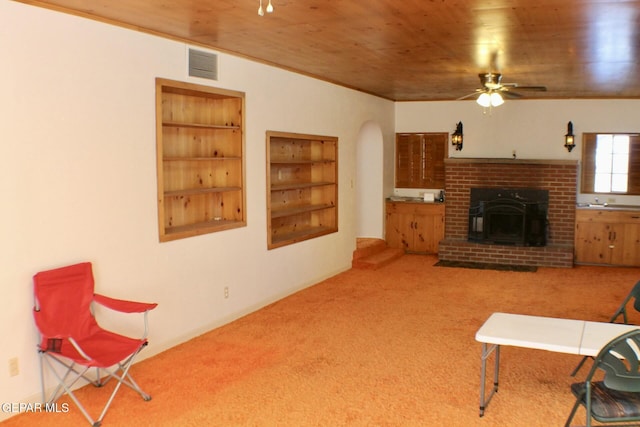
[{"left": 479, "top": 343, "right": 500, "bottom": 417}]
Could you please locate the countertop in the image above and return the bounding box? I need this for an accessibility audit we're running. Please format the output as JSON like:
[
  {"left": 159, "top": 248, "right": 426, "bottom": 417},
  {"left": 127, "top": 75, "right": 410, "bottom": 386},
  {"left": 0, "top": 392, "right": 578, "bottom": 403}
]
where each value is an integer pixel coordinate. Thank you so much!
[
  {"left": 576, "top": 203, "right": 640, "bottom": 211},
  {"left": 387, "top": 196, "right": 445, "bottom": 204}
]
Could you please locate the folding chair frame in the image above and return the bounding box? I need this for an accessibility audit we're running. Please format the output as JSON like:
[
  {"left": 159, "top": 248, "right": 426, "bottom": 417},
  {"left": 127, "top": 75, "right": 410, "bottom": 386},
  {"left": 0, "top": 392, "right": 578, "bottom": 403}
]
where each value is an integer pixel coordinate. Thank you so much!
[
  {"left": 39, "top": 342, "right": 150, "bottom": 427},
  {"left": 33, "top": 262, "right": 157, "bottom": 427},
  {"left": 571, "top": 280, "right": 640, "bottom": 377},
  {"left": 565, "top": 329, "right": 640, "bottom": 427}
]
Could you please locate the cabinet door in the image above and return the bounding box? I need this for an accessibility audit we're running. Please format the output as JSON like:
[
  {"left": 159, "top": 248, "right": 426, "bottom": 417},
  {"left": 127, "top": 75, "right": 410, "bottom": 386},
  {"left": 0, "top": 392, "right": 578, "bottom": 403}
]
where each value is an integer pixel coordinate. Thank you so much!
[
  {"left": 385, "top": 210, "right": 413, "bottom": 250},
  {"left": 427, "top": 211, "right": 445, "bottom": 253},
  {"left": 412, "top": 211, "right": 445, "bottom": 253},
  {"left": 575, "top": 221, "right": 612, "bottom": 264},
  {"left": 412, "top": 214, "right": 432, "bottom": 253},
  {"left": 613, "top": 223, "right": 640, "bottom": 266}
]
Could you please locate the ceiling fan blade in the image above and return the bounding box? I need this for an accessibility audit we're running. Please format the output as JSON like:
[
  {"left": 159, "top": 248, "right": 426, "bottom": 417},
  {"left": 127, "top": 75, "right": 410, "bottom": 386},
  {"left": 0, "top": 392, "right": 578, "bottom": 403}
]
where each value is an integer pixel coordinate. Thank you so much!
[
  {"left": 502, "top": 91, "right": 523, "bottom": 98},
  {"left": 512, "top": 85, "right": 547, "bottom": 91},
  {"left": 457, "top": 91, "right": 482, "bottom": 100}
]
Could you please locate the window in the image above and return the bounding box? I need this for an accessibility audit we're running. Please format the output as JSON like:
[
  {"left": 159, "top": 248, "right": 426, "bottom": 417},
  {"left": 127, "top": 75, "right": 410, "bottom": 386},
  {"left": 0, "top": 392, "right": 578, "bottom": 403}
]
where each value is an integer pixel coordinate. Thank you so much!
[
  {"left": 395, "top": 133, "right": 447, "bottom": 189},
  {"left": 594, "top": 134, "right": 629, "bottom": 192},
  {"left": 582, "top": 133, "right": 640, "bottom": 195}
]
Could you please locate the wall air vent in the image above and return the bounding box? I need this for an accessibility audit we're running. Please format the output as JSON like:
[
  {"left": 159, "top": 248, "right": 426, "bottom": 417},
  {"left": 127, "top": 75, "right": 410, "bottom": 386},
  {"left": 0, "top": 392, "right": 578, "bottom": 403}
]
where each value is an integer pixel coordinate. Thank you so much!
[{"left": 188, "top": 48, "right": 218, "bottom": 80}]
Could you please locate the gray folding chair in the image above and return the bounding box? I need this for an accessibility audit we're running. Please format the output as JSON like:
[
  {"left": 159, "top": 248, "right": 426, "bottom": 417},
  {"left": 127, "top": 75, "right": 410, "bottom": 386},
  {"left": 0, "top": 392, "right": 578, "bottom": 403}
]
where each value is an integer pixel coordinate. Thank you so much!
[
  {"left": 571, "top": 280, "right": 640, "bottom": 377},
  {"left": 565, "top": 329, "right": 640, "bottom": 427}
]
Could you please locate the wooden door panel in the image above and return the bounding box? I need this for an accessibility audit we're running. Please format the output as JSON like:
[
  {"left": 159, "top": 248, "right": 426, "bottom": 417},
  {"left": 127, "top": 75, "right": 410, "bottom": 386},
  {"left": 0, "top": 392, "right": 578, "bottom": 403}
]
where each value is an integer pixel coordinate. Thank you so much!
[
  {"left": 616, "top": 223, "right": 640, "bottom": 266},
  {"left": 575, "top": 222, "right": 611, "bottom": 264}
]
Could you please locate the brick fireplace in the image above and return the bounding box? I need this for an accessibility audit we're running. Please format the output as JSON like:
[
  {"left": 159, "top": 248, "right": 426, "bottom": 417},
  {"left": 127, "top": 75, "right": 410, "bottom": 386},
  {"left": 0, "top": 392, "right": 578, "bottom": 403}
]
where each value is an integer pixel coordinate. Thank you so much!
[{"left": 438, "top": 158, "right": 578, "bottom": 268}]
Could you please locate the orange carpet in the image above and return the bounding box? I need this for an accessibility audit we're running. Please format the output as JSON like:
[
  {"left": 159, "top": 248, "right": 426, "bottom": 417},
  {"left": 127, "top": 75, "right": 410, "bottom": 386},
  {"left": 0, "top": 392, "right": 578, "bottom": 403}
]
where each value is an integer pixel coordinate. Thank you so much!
[{"left": 4, "top": 254, "right": 640, "bottom": 426}]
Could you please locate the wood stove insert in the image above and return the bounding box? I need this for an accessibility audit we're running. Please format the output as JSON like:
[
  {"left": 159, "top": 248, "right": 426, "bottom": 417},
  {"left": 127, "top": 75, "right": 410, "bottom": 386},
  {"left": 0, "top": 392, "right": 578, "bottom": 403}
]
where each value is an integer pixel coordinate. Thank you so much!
[{"left": 468, "top": 188, "right": 549, "bottom": 247}]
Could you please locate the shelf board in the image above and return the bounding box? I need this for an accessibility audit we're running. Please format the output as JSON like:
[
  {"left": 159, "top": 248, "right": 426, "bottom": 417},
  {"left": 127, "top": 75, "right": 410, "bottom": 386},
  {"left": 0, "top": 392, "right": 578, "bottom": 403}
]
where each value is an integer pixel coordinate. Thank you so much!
[
  {"left": 271, "top": 182, "right": 335, "bottom": 191},
  {"left": 162, "top": 121, "right": 240, "bottom": 130},
  {"left": 163, "top": 219, "right": 246, "bottom": 241},
  {"left": 163, "top": 156, "right": 242, "bottom": 161},
  {"left": 164, "top": 187, "right": 242, "bottom": 197},
  {"left": 270, "top": 160, "right": 336, "bottom": 165},
  {"left": 270, "top": 203, "right": 335, "bottom": 219},
  {"left": 269, "top": 226, "right": 337, "bottom": 248}
]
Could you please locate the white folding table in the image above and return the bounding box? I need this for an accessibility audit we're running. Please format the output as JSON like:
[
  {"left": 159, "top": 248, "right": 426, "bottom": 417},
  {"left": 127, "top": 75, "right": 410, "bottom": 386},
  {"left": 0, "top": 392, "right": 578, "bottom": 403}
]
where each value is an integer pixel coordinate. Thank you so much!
[{"left": 475, "top": 312, "right": 638, "bottom": 416}]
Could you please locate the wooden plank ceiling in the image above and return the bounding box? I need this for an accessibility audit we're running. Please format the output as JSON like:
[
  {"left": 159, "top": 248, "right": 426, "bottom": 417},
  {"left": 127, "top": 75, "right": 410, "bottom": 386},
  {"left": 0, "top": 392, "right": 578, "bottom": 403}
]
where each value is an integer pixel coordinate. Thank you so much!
[{"left": 19, "top": 0, "right": 640, "bottom": 101}]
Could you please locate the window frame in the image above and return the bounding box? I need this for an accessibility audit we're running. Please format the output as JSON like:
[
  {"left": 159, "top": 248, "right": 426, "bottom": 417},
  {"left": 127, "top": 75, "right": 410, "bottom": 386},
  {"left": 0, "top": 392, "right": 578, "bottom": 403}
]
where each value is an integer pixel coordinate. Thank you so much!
[{"left": 581, "top": 132, "right": 640, "bottom": 195}]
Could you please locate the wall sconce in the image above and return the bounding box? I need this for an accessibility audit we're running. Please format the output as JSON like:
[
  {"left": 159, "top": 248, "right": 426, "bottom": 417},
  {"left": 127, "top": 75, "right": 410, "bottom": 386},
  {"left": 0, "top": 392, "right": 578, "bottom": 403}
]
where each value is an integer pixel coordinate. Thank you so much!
[
  {"left": 564, "top": 121, "right": 575, "bottom": 152},
  {"left": 451, "top": 121, "right": 463, "bottom": 151}
]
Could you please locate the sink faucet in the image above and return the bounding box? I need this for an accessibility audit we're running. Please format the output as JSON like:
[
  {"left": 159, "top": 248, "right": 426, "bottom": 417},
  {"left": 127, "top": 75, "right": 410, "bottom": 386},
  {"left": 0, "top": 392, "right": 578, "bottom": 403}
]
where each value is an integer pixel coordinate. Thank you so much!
[{"left": 595, "top": 197, "right": 599, "bottom": 204}]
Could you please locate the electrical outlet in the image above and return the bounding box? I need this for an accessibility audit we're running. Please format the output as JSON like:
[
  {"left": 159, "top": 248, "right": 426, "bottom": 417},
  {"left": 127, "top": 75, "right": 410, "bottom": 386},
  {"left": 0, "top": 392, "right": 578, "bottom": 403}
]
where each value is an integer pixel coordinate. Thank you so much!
[
  {"left": 9, "top": 357, "right": 19, "bottom": 377},
  {"left": 224, "top": 286, "right": 229, "bottom": 299}
]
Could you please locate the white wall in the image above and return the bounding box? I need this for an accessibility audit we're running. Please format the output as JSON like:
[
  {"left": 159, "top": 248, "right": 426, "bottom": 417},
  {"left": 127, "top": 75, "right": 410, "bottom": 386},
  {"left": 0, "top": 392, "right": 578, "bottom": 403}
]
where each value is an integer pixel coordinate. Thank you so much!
[
  {"left": 356, "top": 121, "right": 385, "bottom": 238},
  {"left": 0, "top": 1, "right": 394, "bottom": 412},
  {"left": 396, "top": 99, "right": 640, "bottom": 204}
]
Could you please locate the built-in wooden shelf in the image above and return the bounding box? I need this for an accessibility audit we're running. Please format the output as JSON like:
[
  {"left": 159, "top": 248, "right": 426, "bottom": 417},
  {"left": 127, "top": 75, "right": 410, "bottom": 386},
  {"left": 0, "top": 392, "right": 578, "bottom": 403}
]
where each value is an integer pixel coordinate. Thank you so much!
[
  {"left": 271, "top": 203, "right": 336, "bottom": 219},
  {"left": 156, "top": 78, "right": 246, "bottom": 242},
  {"left": 162, "top": 121, "right": 240, "bottom": 130},
  {"left": 270, "top": 182, "right": 335, "bottom": 191},
  {"left": 266, "top": 131, "right": 338, "bottom": 249},
  {"left": 163, "top": 157, "right": 242, "bottom": 161},
  {"left": 163, "top": 187, "right": 243, "bottom": 197},
  {"left": 270, "top": 226, "right": 335, "bottom": 246}
]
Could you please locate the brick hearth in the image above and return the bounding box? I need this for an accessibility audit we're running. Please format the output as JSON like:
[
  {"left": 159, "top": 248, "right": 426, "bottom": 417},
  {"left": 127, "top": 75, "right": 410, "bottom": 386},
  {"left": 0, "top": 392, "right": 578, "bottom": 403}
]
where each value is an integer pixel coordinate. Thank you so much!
[{"left": 439, "top": 158, "right": 578, "bottom": 268}]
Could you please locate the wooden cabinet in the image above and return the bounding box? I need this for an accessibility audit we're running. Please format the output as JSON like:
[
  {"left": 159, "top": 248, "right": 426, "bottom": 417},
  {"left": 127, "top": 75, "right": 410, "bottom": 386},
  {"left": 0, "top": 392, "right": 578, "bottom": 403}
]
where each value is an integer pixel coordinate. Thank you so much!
[
  {"left": 266, "top": 131, "right": 338, "bottom": 249},
  {"left": 385, "top": 201, "right": 445, "bottom": 253},
  {"left": 575, "top": 209, "right": 640, "bottom": 266},
  {"left": 395, "top": 133, "right": 447, "bottom": 189},
  {"left": 155, "top": 78, "right": 246, "bottom": 242}
]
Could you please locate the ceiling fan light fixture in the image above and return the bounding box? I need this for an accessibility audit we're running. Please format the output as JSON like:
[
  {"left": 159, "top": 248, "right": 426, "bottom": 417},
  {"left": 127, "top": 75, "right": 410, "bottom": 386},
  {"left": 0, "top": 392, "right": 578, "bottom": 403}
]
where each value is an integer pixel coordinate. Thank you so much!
[
  {"left": 258, "top": 0, "right": 274, "bottom": 16},
  {"left": 476, "top": 91, "right": 504, "bottom": 108},
  {"left": 477, "top": 92, "right": 491, "bottom": 107},
  {"left": 490, "top": 92, "right": 504, "bottom": 106}
]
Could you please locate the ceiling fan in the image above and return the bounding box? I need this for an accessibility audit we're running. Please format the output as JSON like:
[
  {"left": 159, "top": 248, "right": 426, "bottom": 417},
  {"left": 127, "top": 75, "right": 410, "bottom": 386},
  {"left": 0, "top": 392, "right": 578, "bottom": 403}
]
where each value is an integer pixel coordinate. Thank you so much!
[{"left": 459, "top": 73, "right": 547, "bottom": 107}]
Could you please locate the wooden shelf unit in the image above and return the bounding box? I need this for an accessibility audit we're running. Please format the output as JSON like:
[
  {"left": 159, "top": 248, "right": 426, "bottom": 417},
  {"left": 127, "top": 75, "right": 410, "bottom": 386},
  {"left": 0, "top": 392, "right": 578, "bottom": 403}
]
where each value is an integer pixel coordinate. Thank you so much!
[
  {"left": 156, "top": 78, "right": 246, "bottom": 242},
  {"left": 266, "top": 131, "right": 338, "bottom": 249}
]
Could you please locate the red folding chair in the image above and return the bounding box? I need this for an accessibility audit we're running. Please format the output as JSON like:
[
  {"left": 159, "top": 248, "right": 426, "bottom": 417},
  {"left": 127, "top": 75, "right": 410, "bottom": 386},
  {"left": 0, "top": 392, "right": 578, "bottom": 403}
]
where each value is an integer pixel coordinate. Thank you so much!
[{"left": 33, "top": 262, "right": 157, "bottom": 426}]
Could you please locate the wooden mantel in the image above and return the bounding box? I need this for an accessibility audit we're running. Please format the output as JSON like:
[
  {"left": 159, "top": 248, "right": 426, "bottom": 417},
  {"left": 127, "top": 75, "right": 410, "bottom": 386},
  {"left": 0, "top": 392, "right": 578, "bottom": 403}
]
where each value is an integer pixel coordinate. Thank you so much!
[{"left": 445, "top": 158, "right": 578, "bottom": 166}]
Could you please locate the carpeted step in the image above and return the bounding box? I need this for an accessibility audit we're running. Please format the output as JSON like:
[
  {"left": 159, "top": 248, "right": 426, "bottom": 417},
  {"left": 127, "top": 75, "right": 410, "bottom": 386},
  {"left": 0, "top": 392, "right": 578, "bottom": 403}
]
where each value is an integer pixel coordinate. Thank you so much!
[
  {"left": 352, "top": 247, "right": 404, "bottom": 270},
  {"left": 352, "top": 238, "right": 388, "bottom": 261}
]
